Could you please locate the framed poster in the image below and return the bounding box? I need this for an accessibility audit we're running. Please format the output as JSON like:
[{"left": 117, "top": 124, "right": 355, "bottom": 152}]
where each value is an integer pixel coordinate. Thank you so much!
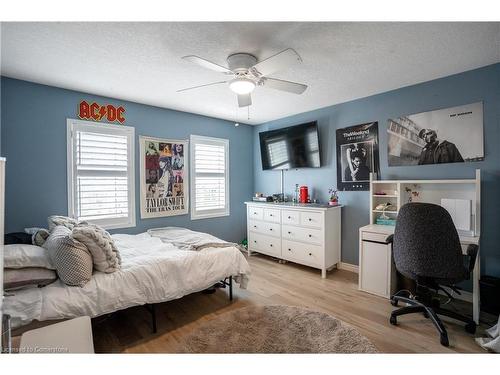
[
  {"left": 336, "top": 122, "right": 380, "bottom": 191},
  {"left": 387, "top": 102, "right": 484, "bottom": 167},
  {"left": 139, "top": 136, "right": 188, "bottom": 218}
]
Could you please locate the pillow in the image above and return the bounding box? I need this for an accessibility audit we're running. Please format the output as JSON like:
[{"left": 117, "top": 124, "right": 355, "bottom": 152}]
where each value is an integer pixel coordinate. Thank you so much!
[
  {"left": 4, "top": 268, "right": 58, "bottom": 290},
  {"left": 33, "top": 229, "right": 50, "bottom": 246},
  {"left": 43, "top": 226, "right": 93, "bottom": 287},
  {"left": 47, "top": 215, "right": 84, "bottom": 232},
  {"left": 4, "top": 244, "right": 55, "bottom": 269},
  {"left": 71, "top": 223, "right": 121, "bottom": 273},
  {"left": 24, "top": 227, "right": 51, "bottom": 246}
]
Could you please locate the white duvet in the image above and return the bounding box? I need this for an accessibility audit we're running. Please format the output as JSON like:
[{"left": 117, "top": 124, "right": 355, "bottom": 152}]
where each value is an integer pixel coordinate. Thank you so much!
[{"left": 4, "top": 232, "right": 250, "bottom": 328}]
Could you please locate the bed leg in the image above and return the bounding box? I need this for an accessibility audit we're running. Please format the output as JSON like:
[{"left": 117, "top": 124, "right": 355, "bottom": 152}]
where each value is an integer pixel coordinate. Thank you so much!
[
  {"left": 151, "top": 304, "right": 157, "bottom": 334},
  {"left": 229, "top": 276, "right": 233, "bottom": 301}
]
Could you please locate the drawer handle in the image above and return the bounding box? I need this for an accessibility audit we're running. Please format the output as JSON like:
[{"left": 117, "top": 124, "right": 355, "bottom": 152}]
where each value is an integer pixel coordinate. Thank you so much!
[
  {"left": 270, "top": 244, "right": 273, "bottom": 247},
  {"left": 269, "top": 228, "right": 273, "bottom": 231},
  {"left": 288, "top": 248, "right": 291, "bottom": 251},
  {"left": 253, "top": 225, "right": 257, "bottom": 228},
  {"left": 308, "top": 218, "right": 312, "bottom": 221},
  {"left": 269, "top": 214, "right": 273, "bottom": 217},
  {"left": 254, "top": 240, "right": 257, "bottom": 243},
  {"left": 308, "top": 252, "right": 312, "bottom": 256},
  {"left": 288, "top": 231, "right": 291, "bottom": 234},
  {"left": 288, "top": 216, "right": 291, "bottom": 219},
  {"left": 254, "top": 212, "right": 257, "bottom": 215},
  {"left": 308, "top": 234, "right": 312, "bottom": 238}
]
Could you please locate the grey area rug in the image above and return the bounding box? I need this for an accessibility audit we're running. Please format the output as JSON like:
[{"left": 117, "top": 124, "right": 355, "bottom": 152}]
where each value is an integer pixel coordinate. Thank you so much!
[{"left": 179, "top": 305, "right": 378, "bottom": 353}]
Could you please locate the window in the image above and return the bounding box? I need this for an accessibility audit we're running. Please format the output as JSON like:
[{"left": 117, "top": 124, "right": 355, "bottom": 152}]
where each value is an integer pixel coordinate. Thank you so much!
[
  {"left": 190, "top": 135, "right": 229, "bottom": 220},
  {"left": 67, "top": 119, "right": 135, "bottom": 229}
]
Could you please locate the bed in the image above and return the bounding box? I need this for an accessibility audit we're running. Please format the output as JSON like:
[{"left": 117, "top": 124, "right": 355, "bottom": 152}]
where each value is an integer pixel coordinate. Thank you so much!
[{"left": 4, "top": 229, "right": 250, "bottom": 329}]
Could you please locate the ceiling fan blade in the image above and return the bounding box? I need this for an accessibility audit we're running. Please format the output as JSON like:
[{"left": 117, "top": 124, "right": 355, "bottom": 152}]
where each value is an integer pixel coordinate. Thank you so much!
[
  {"left": 262, "top": 77, "right": 307, "bottom": 94},
  {"left": 250, "top": 48, "right": 302, "bottom": 76},
  {"left": 177, "top": 81, "right": 228, "bottom": 93},
  {"left": 182, "top": 55, "right": 233, "bottom": 74},
  {"left": 238, "top": 93, "right": 252, "bottom": 107}
]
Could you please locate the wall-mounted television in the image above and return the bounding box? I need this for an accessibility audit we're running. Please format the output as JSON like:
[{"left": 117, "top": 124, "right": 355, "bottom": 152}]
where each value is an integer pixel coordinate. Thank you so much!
[{"left": 259, "top": 121, "right": 321, "bottom": 170}]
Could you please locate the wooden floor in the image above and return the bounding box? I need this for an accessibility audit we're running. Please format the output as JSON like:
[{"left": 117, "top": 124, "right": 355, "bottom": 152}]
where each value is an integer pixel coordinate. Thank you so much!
[{"left": 87, "top": 252, "right": 486, "bottom": 353}]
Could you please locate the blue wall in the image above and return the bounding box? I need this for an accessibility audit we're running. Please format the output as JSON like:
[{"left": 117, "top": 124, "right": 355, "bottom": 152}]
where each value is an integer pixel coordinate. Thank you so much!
[
  {"left": 254, "top": 63, "right": 500, "bottom": 277},
  {"left": 0, "top": 77, "right": 254, "bottom": 243}
]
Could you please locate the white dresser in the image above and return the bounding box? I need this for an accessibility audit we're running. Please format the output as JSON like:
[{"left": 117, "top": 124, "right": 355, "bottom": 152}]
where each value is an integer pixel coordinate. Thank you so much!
[{"left": 245, "top": 202, "right": 341, "bottom": 278}]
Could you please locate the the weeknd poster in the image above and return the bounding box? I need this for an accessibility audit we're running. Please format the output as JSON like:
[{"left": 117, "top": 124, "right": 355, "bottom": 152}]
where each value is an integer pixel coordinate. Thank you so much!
[{"left": 336, "top": 122, "right": 380, "bottom": 191}]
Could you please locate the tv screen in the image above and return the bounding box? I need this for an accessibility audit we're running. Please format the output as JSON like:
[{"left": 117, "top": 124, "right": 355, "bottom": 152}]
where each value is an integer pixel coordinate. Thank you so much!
[{"left": 259, "top": 121, "right": 321, "bottom": 170}]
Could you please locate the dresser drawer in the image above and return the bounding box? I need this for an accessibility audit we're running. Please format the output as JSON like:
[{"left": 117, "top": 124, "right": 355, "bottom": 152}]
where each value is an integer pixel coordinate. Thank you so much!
[
  {"left": 282, "top": 210, "right": 300, "bottom": 226},
  {"left": 248, "top": 232, "right": 281, "bottom": 257},
  {"left": 282, "top": 239, "right": 322, "bottom": 267},
  {"left": 263, "top": 208, "right": 281, "bottom": 223},
  {"left": 249, "top": 220, "right": 280, "bottom": 238},
  {"left": 300, "top": 211, "right": 323, "bottom": 228},
  {"left": 247, "top": 206, "right": 264, "bottom": 221},
  {"left": 282, "top": 225, "right": 323, "bottom": 245}
]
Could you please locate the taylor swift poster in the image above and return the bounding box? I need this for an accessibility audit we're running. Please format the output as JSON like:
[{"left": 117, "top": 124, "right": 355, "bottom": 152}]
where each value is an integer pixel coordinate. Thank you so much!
[
  {"left": 140, "top": 136, "right": 188, "bottom": 218},
  {"left": 336, "top": 122, "right": 380, "bottom": 191}
]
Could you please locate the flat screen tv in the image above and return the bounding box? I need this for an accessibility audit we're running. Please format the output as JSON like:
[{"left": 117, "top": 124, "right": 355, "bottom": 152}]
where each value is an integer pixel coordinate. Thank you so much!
[{"left": 259, "top": 121, "right": 321, "bottom": 170}]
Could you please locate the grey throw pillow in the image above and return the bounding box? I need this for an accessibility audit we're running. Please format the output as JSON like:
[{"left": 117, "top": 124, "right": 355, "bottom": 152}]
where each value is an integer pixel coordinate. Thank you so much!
[
  {"left": 71, "top": 223, "right": 121, "bottom": 273},
  {"left": 47, "top": 215, "right": 87, "bottom": 232},
  {"left": 44, "top": 226, "right": 93, "bottom": 287}
]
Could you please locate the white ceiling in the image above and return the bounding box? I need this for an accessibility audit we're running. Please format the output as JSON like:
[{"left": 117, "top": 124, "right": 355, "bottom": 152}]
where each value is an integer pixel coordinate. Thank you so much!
[{"left": 1, "top": 22, "right": 499, "bottom": 125}]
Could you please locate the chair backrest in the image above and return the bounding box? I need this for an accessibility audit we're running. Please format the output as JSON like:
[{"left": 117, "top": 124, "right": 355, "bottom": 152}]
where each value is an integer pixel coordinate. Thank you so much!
[{"left": 393, "top": 203, "right": 467, "bottom": 282}]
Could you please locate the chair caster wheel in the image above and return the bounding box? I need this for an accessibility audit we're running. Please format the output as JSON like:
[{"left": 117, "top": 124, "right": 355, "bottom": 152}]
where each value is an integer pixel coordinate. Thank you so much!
[
  {"left": 465, "top": 322, "right": 477, "bottom": 334},
  {"left": 390, "top": 315, "right": 397, "bottom": 325},
  {"left": 390, "top": 299, "right": 398, "bottom": 307},
  {"left": 440, "top": 334, "right": 449, "bottom": 347}
]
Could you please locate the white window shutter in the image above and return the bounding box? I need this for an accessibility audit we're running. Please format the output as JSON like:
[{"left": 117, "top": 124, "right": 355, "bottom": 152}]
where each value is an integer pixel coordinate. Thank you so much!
[
  {"left": 67, "top": 119, "right": 135, "bottom": 229},
  {"left": 190, "top": 135, "right": 229, "bottom": 219}
]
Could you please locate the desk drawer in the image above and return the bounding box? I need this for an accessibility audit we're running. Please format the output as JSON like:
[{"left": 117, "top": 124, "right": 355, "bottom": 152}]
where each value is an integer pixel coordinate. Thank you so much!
[
  {"left": 282, "top": 225, "right": 323, "bottom": 245},
  {"left": 248, "top": 207, "right": 264, "bottom": 221},
  {"left": 300, "top": 211, "right": 323, "bottom": 228},
  {"left": 263, "top": 208, "right": 281, "bottom": 223},
  {"left": 282, "top": 210, "right": 300, "bottom": 226},
  {"left": 361, "top": 231, "right": 391, "bottom": 244}
]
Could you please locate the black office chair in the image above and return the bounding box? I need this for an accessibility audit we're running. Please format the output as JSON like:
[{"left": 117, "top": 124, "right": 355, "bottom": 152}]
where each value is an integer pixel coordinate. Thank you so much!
[{"left": 386, "top": 203, "right": 478, "bottom": 347}]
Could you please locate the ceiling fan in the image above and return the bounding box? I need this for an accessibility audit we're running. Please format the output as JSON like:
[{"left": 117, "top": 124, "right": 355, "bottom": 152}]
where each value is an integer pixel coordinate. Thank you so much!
[{"left": 177, "top": 48, "right": 308, "bottom": 107}]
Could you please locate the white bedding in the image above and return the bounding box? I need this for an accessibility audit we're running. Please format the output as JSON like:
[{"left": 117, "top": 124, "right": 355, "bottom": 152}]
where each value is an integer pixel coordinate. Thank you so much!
[{"left": 4, "top": 232, "right": 250, "bottom": 328}]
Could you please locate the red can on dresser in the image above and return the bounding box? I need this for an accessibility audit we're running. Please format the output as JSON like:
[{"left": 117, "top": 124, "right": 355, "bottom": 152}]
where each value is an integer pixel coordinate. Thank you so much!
[{"left": 299, "top": 186, "right": 309, "bottom": 203}]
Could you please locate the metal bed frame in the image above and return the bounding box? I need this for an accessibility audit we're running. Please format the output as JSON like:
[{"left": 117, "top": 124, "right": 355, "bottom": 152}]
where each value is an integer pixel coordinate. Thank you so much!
[{"left": 144, "top": 276, "right": 233, "bottom": 333}]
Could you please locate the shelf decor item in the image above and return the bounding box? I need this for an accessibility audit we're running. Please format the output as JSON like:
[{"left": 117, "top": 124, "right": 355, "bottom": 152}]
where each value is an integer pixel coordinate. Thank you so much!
[{"left": 404, "top": 184, "right": 421, "bottom": 203}]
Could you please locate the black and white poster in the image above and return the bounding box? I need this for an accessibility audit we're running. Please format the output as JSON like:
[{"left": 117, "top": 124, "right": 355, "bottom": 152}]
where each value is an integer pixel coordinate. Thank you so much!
[
  {"left": 387, "top": 102, "right": 484, "bottom": 167},
  {"left": 336, "top": 122, "right": 380, "bottom": 191},
  {"left": 140, "top": 135, "right": 188, "bottom": 218}
]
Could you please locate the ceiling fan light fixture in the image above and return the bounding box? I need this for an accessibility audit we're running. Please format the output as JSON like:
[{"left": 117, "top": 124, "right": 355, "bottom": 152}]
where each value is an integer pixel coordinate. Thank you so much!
[{"left": 229, "top": 78, "right": 256, "bottom": 95}]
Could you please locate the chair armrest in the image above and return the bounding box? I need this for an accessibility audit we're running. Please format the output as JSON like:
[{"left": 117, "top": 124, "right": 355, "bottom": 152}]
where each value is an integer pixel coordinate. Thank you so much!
[
  {"left": 385, "top": 234, "right": 394, "bottom": 244},
  {"left": 465, "top": 244, "right": 478, "bottom": 273}
]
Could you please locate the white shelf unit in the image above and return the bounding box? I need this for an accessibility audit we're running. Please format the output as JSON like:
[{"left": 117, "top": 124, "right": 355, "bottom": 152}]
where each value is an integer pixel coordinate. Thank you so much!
[{"left": 369, "top": 169, "right": 481, "bottom": 236}]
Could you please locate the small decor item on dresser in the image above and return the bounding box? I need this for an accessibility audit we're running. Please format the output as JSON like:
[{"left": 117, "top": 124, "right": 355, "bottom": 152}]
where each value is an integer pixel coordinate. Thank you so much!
[{"left": 328, "top": 188, "right": 339, "bottom": 206}]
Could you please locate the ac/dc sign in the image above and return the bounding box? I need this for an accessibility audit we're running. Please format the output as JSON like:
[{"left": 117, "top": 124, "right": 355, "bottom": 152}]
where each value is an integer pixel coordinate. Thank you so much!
[{"left": 78, "top": 101, "right": 126, "bottom": 124}]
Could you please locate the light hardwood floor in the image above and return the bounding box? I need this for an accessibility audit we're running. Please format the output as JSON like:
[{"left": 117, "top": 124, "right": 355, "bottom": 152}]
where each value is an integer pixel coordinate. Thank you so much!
[{"left": 88, "top": 252, "right": 486, "bottom": 353}]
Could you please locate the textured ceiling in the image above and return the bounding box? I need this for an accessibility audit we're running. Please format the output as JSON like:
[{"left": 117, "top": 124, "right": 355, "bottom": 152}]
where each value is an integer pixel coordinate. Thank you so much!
[{"left": 1, "top": 22, "right": 499, "bottom": 125}]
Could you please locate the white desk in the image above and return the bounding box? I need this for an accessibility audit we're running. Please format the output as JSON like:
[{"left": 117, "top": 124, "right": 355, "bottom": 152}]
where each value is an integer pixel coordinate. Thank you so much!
[{"left": 359, "top": 224, "right": 480, "bottom": 324}]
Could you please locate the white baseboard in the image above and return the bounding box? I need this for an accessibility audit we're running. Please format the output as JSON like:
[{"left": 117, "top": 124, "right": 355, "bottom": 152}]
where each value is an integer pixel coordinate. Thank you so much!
[{"left": 338, "top": 262, "right": 359, "bottom": 274}]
